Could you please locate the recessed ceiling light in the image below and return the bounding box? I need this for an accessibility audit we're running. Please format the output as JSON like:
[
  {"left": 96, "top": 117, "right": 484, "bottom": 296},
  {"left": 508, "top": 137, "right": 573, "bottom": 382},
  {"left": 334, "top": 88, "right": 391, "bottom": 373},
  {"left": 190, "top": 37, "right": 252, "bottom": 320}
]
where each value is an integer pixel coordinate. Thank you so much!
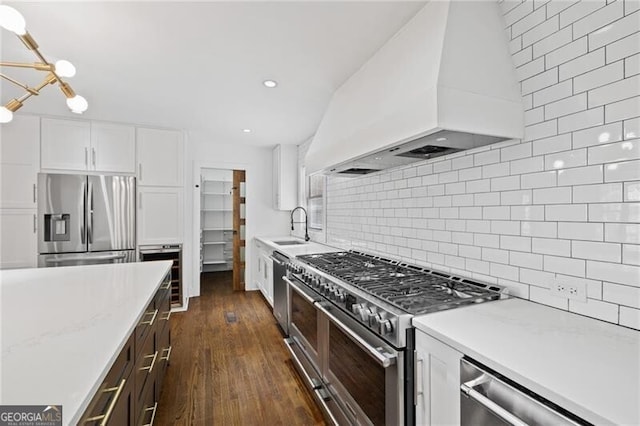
[
  {"left": 436, "top": 137, "right": 447, "bottom": 142},
  {"left": 263, "top": 80, "right": 278, "bottom": 88},
  {"left": 242, "top": 129, "right": 251, "bottom": 133}
]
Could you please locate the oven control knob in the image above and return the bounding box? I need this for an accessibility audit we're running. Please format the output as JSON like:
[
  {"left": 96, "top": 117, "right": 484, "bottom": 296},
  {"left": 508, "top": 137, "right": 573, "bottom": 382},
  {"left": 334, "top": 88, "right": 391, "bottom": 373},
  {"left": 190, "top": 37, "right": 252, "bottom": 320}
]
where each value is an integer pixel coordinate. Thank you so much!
[
  {"left": 378, "top": 318, "right": 393, "bottom": 335},
  {"left": 351, "top": 303, "right": 364, "bottom": 315},
  {"left": 359, "top": 306, "right": 373, "bottom": 322},
  {"left": 312, "top": 277, "right": 320, "bottom": 288}
]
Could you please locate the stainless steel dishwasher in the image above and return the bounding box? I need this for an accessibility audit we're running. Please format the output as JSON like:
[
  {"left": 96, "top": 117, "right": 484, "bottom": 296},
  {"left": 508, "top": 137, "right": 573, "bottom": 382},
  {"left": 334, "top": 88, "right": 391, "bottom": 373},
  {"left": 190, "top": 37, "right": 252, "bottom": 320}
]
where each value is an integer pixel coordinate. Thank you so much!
[
  {"left": 460, "top": 358, "right": 588, "bottom": 426},
  {"left": 270, "top": 250, "right": 290, "bottom": 335}
]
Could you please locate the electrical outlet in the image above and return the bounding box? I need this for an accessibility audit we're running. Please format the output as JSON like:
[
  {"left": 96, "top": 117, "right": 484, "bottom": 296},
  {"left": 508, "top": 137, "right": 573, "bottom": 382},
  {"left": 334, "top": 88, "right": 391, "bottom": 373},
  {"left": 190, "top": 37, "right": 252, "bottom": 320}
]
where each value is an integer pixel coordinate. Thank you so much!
[{"left": 551, "top": 276, "right": 587, "bottom": 302}]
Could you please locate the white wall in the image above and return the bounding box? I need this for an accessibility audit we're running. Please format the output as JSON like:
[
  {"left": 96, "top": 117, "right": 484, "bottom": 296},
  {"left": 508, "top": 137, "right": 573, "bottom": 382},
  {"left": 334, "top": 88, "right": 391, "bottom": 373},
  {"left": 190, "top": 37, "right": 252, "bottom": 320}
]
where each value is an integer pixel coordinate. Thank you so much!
[
  {"left": 186, "top": 131, "right": 292, "bottom": 296},
  {"left": 325, "top": 0, "right": 640, "bottom": 330}
]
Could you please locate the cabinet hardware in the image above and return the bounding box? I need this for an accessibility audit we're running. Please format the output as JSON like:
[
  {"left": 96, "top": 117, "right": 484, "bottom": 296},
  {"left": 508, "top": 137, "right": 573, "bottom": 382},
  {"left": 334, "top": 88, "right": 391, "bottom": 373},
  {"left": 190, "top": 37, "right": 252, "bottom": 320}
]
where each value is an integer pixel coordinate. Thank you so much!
[
  {"left": 162, "top": 310, "right": 171, "bottom": 321},
  {"left": 139, "top": 193, "right": 142, "bottom": 209},
  {"left": 138, "top": 164, "right": 143, "bottom": 180},
  {"left": 84, "top": 147, "right": 88, "bottom": 167},
  {"left": 141, "top": 402, "right": 158, "bottom": 426},
  {"left": 140, "top": 309, "right": 158, "bottom": 326},
  {"left": 161, "top": 280, "right": 171, "bottom": 291},
  {"left": 33, "top": 184, "right": 36, "bottom": 203},
  {"left": 160, "top": 346, "right": 172, "bottom": 362},
  {"left": 140, "top": 351, "right": 158, "bottom": 374},
  {"left": 414, "top": 357, "right": 423, "bottom": 405},
  {"left": 92, "top": 148, "right": 96, "bottom": 167},
  {"left": 33, "top": 214, "right": 37, "bottom": 233},
  {"left": 83, "top": 378, "right": 126, "bottom": 424}
]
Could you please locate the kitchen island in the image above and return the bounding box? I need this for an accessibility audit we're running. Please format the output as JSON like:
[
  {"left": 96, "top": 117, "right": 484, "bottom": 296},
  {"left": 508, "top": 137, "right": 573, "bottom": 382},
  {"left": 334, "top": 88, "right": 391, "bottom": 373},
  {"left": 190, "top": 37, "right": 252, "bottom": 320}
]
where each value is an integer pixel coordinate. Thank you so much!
[
  {"left": 0, "top": 261, "right": 172, "bottom": 425},
  {"left": 413, "top": 298, "right": 640, "bottom": 425}
]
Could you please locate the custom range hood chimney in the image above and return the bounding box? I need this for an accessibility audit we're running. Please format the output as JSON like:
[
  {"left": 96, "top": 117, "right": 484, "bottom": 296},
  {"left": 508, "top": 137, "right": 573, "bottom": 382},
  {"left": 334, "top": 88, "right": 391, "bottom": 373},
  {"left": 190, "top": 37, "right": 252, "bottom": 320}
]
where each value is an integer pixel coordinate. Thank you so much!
[{"left": 306, "top": 0, "right": 523, "bottom": 176}]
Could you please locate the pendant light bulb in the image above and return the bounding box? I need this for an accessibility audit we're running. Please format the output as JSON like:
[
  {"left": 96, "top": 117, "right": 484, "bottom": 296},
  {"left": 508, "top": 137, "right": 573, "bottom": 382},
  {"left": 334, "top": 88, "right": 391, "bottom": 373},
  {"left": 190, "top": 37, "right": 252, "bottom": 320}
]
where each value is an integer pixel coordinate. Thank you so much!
[
  {"left": 0, "top": 5, "right": 27, "bottom": 35},
  {"left": 54, "top": 60, "right": 76, "bottom": 78},
  {"left": 0, "top": 107, "right": 14, "bottom": 123},
  {"left": 66, "top": 95, "right": 88, "bottom": 114}
]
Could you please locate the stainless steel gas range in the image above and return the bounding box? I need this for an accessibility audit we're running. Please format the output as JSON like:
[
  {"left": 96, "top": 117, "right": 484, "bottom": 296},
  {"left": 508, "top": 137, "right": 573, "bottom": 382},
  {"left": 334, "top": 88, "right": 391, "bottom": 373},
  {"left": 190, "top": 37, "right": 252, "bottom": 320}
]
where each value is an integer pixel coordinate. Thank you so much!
[{"left": 283, "top": 250, "right": 505, "bottom": 426}]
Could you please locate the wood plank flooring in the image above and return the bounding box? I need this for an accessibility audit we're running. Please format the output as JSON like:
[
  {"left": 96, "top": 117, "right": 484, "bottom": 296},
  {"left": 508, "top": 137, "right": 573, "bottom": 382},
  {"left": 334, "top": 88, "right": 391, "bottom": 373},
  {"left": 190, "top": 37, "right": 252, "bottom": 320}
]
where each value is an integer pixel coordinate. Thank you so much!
[{"left": 155, "top": 271, "right": 326, "bottom": 426}]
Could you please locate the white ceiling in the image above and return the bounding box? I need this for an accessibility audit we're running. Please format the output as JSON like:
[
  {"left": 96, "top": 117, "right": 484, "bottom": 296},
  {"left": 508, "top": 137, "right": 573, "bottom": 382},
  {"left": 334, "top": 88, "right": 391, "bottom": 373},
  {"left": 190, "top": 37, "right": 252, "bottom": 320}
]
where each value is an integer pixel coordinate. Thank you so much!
[{"left": 2, "top": 1, "right": 426, "bottom": 147}]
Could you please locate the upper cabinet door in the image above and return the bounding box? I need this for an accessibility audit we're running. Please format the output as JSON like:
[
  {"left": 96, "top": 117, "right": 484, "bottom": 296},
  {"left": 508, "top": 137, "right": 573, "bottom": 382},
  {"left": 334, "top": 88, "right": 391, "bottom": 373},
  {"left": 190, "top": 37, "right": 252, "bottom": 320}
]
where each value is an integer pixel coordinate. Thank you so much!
[
  {"left": 136, "top": 128, "right": 183, "bottom": 187},
  {"left": 41, "top": 118, "right": 91, "bottom": 171},
  {"left": 273, "top": 144, "right": 298, "bottom": 211},
  {"left": 0, "top": 115, "right": 40, "bottom": 208},
  {"left": 90, "top": 122, "right": 136, "bottom": 173}
]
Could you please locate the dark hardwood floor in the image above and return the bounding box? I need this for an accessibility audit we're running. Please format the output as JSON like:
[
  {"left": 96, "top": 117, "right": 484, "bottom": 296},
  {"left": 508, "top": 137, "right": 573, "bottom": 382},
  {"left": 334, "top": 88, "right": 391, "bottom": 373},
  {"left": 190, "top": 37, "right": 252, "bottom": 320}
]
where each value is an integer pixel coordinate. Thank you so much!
[{"left": 155, "top": 271, "right": 326, "bottom": 425}]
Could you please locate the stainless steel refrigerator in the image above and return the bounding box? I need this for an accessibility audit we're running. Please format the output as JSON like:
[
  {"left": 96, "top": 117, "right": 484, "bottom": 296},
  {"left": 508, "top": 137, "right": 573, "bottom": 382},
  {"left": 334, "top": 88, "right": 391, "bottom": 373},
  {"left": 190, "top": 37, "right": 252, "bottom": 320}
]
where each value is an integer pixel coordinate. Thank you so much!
[{"left": 38, "top": 173, "right": 136, "bottom": 267}]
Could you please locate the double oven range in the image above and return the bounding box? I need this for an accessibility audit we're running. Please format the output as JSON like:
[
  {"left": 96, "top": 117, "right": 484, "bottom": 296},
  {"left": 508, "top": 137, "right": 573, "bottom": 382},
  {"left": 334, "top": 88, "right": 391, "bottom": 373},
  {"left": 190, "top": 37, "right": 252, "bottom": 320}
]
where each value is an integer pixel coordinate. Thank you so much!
[{"left": 283, "top": 251, "right": 504, "bottom": 425}]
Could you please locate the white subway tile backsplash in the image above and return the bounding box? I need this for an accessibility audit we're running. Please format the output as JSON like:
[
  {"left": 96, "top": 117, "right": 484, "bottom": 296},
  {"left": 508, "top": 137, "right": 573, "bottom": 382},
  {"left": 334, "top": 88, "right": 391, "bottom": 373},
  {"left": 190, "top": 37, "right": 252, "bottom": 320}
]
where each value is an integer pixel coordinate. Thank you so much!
[
  {"left": 520, "top": 267, "right": 555, "bottom": 287},
  {"left": 474, "top": 149, "right": 501, "bottom": 166},
  {"left": 533, "top": 27, "right": 573, "bottom": 58},
  {"left": 439, "top": 170, "right": 459, "bottom": 184},
  {"left": 502, "top": 142, "right": 532, "bottom": 161},
  {"left": 522, "top": 69, "right": 559, "bottom": 94},
  {"left": 533, "top": 186, "right": 572, "bottom": 204},
  {"left": 511, "top": 156, "right": 545, "bottom": 174},
  {"left": 558, "top": 107, "right": 604, "bottom": 133},
  {"left": 514, "top": 6, "right": 547, "bottom": 37},
  {"left": 522, "top": 221, "right": 558, "bottom": 238},
  {"left": 546, "top": 37, "right": 589, "bottom": 68},
  {"left": 498, "top": 278, "right": 531, "bottom": 298},
  {"left": 623, "top": 244, "right": 640, "bottom": 265},
  {"left": 605, "top": 159, "right": 640, "bottom": 181},
  {"left": 483, "top": 163, "right": 511, "bottom": 179},
  {"left": 544, "top": 204, "right": 587, "bottom": 222},
  {"left": 501, "top": 235, "right": 533, "bottom": 251},
  {"left": 533, "top": 80, "right": 573, "bottom": 106},
  {"left": 467, "top": 179, "right": 491, "bottom": 193},
  {"left": 560, "top": 48, "right": 606, "bottom": 81},
  {"left": 502, "top": 189, "right": 534, "bottom": 205},
  {"left": 545, "top": 149, "right": 587, "bottom": 170},
  {"left": 574, "top": 61, "right": 625, "bottom": 93},
  {"left": 588, "top": 75, "right": 640, "bottom": 107},
  {"left": 521, "top": 170, "right": 557, "bottom": 188},
  {"left": 505, "top": 0, "right": 534, "bottom": 27},
  {"left": 625, "top": 117, "right": 640, "bottom": 139},
  {"left": 511, "top": 251, "right": 544, "bottom": 269},
  {"left": 569, "top": 298, "right": 619, "bottom": 323},
  {"left": 588, "top": 138, "right": 640, "bottom": 164},
  {"left": 445, "top": 182, "right": 466, "bottom": 195},
  {"left": 492, "top": 175, "right": 521, "bottom": 191},
  {"left": 483, "top": 247, "right": 511, "bottom": 264},
  {"left": 490, "top": 262, "right": 520, "bottom": 280},
  {"left": 545, "top": 93, "right": 588, "bottom": 119},
  {"left": 451, "top": 194, "right": 474, "bottom": 206},
  {"left": 513, "top": 45, "right": 534, "bottom": 67},
  {"left": 589, "top": 202, "right": 640, "bottom": 222},
  {"left": 605, "top": 96, "right": 640, "bottom": 123},
  {"left": 602, "top": 282, "right": 640, "bottom": 309},
  {"left": 532, "top": 237, "right": 572, "bottom": 256},
  {"left": 547, "top": 0, "right": 580, "bottom": 17},
  {"left": 459, "top": 166, "right": 483, "bottom": 182},
  {"left": 625, "top": 0, "right": 640, "bottom": 14},
  {"left": 606, "top": 31, "right": 640, "bottom": 63},
  {"left": 624, "top": 181, "right": 640, "bottom": 201},
  {"left": 620, "top": 306, "right": 640, "bottom": 328},
  {"left": 559, "top": 0, "right": 606, "bottom": 27},
  {"left": 451, "top": 155, "right": 474, "bottom": 171},
  {"left": 491, "top": 220, "right": 521, "bottom": 235},
  {"left": 573, "top": 240, "right": 622, "bottom": 262},
  {"left": 589, "top": 10, "right": 640, "bottom": 50},
  {"left": 475, "top": 192, "right": 501, "bottom": 206},
  {"left": 573, "top": 182, "right": 623, "bottom": 202},
  {"left": 484, "top": 206, "right": 511, "bottom": 220},
  {"left": 605, "top": 223, "right": 640, "bottom": 243},
  {"left": 523, "top": 15, "right": 560, "bottom": 46},
  {"left": 587, "top": 260, "right": 640, "bottom": 286},
  {"left": 626, "top": 53, "right": 640, "bottom": 78},
  {"left": 573, "top": 0, "right": 624, "bottom": 38},
  {"left": 433, "top": 160, "right": 452, "bottom": 174},
  {"left": 557, "top": 221, "right": 603, "bottom": 240},
  {"left": 512, "top": 205, "right": 545, "bottom": 220},
  {"left": 532, "top": 134, "right": 571, "bottom": 155},
  {"left": 544, "top": 255, "right": 586, "bottom": 276},
  {"left": 557, "top": 164, "right": 603, "bottom": 185}
]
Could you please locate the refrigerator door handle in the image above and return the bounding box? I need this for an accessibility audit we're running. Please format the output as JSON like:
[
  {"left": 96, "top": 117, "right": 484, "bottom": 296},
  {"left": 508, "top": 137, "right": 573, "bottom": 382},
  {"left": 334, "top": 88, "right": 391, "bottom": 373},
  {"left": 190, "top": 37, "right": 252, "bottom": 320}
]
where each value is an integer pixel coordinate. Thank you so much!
[{"left": 88, "top": 180, "right": 94, "bottom": 244}]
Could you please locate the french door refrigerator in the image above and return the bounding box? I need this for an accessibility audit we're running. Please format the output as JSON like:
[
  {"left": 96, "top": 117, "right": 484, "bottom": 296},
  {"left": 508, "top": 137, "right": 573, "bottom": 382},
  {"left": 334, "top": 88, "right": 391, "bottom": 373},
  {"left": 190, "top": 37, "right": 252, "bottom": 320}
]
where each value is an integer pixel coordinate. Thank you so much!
[{"left": 37, "top": 173, "right": 136, "bottom": 267}]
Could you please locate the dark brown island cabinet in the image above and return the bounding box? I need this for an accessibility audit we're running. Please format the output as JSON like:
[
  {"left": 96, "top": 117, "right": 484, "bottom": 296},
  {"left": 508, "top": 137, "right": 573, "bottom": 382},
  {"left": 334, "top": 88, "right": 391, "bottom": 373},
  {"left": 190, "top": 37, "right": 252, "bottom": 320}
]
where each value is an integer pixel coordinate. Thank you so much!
[{"left": 80, "top": 272, "right": 172, "bottom": 425}]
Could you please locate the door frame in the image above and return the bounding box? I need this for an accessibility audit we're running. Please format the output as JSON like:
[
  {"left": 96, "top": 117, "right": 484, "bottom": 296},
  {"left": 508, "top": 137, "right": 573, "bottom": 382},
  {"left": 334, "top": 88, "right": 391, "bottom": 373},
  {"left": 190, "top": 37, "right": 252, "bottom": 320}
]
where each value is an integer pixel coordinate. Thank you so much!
[{"left": 192, "top": 160, "right": 250, "bottom": 298}]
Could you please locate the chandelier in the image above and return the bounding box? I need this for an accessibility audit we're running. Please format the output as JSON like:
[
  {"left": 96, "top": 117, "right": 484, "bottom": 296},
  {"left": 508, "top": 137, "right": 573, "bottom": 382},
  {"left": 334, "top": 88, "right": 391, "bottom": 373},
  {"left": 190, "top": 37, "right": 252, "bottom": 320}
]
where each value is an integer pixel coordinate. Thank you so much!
[{"left": 0, "top": 5, "right": 88, "bottom": 123}]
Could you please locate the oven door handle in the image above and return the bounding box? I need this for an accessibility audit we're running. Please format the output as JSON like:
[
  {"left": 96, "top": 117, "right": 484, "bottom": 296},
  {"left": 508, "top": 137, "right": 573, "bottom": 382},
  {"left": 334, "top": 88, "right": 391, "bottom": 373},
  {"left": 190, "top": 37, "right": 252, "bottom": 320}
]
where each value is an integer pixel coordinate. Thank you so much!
[
  {"left": 316, "top": 302, "right": 396, "bottom": 368},
  {"left": 284, "top": 276, "right": 317, "bottom": 304}
]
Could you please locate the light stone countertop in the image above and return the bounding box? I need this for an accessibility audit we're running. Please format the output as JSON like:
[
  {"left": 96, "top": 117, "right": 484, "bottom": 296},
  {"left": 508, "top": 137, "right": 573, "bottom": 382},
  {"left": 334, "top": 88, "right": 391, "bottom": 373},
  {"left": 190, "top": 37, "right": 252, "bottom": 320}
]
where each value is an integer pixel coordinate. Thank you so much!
[
  {"left": 413, "top": 298, "right": 640, "bottom": 426},
  {"left": 0, "top": 261, "right": 172, "bottom": 425},
  {"left": 255, "top": 236, "right": 341, "bottom": 258}
]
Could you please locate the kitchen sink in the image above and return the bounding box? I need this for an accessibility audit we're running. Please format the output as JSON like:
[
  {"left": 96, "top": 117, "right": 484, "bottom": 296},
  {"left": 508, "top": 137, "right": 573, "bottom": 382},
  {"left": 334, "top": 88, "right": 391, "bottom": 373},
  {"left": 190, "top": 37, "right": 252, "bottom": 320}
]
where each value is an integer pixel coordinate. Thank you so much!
[{"left": 274, "top": 240, "right": 307, "bottom": 246}]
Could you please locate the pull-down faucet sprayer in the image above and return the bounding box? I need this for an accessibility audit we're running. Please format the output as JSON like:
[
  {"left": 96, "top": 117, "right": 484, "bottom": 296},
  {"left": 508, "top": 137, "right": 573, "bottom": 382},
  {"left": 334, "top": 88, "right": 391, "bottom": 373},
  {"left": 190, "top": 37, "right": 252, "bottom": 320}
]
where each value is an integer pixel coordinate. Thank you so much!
[{"left": 290, "top": 206, "right": 310, "bottom": 242}]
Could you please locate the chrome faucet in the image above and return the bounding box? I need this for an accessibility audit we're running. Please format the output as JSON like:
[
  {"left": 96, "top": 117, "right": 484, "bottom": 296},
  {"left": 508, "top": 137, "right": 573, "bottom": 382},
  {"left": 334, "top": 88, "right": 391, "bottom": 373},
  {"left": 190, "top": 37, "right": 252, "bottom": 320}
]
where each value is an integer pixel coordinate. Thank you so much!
[{"left": 291, "top": 206, "right": 310, "bottom": 242}]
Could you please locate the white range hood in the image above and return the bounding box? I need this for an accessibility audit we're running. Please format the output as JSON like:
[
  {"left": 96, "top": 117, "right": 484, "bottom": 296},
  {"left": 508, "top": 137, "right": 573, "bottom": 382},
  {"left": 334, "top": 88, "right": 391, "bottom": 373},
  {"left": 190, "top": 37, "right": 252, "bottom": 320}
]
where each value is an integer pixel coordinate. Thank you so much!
[{"left": 306, "top": 0, "right": 523, "bottom": 175}]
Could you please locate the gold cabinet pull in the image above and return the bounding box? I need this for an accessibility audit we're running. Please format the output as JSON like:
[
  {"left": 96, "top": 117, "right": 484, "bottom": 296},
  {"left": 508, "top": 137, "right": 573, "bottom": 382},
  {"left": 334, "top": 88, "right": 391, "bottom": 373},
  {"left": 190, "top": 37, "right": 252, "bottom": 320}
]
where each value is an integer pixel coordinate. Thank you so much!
[
  {"left": 84, "top": 378, "right": 126, "bottom": 425},
  {"left": 160, "top": 346, "right": 172, "bottom": 362},
  {"left": 139, "top": 351, "right": 158, "bottom": 374},
  {"left": 162, "top": 310, "right": 171, "bottom": 321},
  {"left": 161, "top": 280, "right": 171, "bottom": 291},
  {"left": 142, "top": 402, "right": 158, "bottom": 426},
  {"left": 140, "top": 309, "right": 158, "bottom": 326}
]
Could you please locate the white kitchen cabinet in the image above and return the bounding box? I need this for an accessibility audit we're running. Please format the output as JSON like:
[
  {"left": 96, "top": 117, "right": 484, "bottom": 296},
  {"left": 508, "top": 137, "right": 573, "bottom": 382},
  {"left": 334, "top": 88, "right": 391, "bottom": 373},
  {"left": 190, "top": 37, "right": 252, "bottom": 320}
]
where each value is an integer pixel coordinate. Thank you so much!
[
  {"left": 0, "top": 115, "right": 40, "bottom": 209},
  {"left": 272, "top": 144, "right": 298, "bottom": 211},
  {"left": 90, "top": 122, "right": 136, "bottom": 173},
  {"left": 40, "top": 118, "right": 91, "bottom": 171},
  {"left": 137, "top": 128, "right": 183, "bottom": 187},
  {"left": 415, "top": 329, "right": 463, "bottom": 426},
  {"left": 0, "top": 210, "right": 37, "bottom": 269},
  {"left": 41, "top": 118, "right": 135, "bottom": 173},
  {"left": 253, "top": 239, "right": 274, "bottom": 305},
  {"left": 137, "top": 187, "right": 183, "bottom": 245}
]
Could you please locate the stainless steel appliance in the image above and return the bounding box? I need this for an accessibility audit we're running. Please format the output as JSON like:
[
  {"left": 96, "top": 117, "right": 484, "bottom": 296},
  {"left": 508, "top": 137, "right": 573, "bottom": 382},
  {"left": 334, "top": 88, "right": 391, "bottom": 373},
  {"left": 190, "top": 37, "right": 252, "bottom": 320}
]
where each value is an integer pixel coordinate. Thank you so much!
[
  {"left": 270, "top": 250, "right": 289, "bottom": 335},
  {"left": 38, "top": 173, "right": 136, "bottom": 267},
  {"left": 284, "top": 250, "right": 505, "bottom": 425},
  {"left": 460, "top": 358, "right": 588, "bottom": 426}
]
